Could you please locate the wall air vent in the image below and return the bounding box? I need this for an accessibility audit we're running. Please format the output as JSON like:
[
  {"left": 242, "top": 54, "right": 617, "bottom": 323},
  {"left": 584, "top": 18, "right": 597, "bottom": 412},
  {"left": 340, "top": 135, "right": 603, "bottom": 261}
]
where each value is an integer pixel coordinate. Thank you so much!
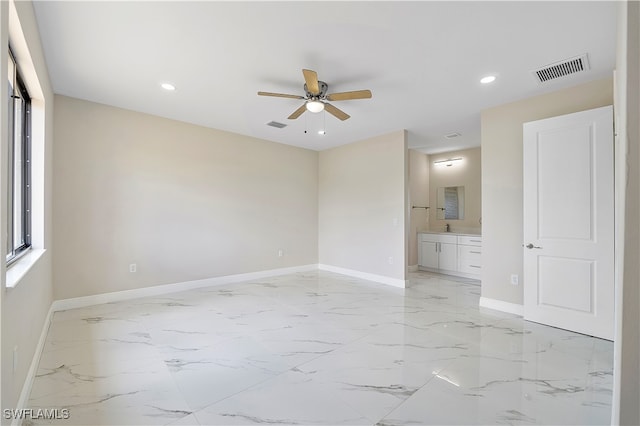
[
  {"left": 532, "top": 53, "right": 590, "bottom": 84},
  {"left": 267, "top": 121, "right": 287, "bottom": 129}
]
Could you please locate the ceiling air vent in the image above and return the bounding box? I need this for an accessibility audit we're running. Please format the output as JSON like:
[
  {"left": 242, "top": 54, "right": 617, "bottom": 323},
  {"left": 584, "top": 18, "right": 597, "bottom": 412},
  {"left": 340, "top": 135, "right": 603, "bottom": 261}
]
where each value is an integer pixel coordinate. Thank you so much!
[
  {"left": 267, "top": 121, "right": 287, "bottom": 129},
  {"left": 444, "top": 132, "right": 461, "bottom": 139},
  {"left": 532, "top": 54, "right": 590, "bottom": 84}
]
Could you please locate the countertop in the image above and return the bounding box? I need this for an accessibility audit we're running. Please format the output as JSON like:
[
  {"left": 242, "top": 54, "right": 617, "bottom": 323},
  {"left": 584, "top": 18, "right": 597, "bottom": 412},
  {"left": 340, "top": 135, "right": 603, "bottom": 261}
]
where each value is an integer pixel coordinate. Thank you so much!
[{"left": 418, "top": 230, "right": 482, "bottom": 237}]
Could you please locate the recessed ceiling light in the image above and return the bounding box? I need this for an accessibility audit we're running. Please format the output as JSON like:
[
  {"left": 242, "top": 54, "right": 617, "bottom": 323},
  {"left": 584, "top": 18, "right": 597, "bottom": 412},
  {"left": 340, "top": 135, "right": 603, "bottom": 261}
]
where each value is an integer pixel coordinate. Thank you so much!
[
  {"left": 161, "top": 83, "right": 176, "bottom": 91},
  {"left": 480, "top": 75, "right": 496, "bottom": 84},
  {"left": 318, "top": 130, "right": 326, "bottom": 135}
]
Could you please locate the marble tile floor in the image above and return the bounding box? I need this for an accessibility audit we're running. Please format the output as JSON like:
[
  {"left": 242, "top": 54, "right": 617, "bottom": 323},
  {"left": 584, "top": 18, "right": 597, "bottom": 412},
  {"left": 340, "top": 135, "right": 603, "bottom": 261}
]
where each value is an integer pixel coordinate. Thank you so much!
[{"left": 26, "top": 270, "right": 613, "bottom": 425}]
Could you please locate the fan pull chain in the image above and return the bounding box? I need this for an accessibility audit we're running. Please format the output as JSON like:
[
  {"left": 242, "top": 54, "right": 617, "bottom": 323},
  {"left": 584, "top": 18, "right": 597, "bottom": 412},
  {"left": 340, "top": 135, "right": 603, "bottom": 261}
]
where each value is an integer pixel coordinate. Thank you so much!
[{"left": 321, "top": 110, "right": 326, "bottom": 135}]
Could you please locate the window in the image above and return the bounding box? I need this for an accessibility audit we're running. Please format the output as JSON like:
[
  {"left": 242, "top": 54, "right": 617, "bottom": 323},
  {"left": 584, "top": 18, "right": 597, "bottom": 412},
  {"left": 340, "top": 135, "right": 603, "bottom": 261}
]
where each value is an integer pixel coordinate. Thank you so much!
[{"left": 7, "top": 49, "right": 31, "bottom": 264}]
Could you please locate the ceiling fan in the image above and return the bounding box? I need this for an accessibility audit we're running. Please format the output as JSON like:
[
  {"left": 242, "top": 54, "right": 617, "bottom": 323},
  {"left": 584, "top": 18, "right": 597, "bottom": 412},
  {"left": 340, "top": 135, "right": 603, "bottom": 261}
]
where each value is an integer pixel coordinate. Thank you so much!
[{"left": 258, "top": 69, "right": 372, "bottom": 121}]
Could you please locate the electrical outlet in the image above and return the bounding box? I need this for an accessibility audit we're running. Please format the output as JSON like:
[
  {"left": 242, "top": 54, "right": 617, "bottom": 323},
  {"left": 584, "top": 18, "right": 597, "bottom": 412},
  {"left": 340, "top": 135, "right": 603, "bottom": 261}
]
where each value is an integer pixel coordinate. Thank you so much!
[
  {"left": 129, "top": 263, "right": 137, "bottom": 273},
  {"left": 278, "top": 249, "right": 284, "bottom": 258},
  {"left": 388, "top": 256, "right": 394, "bottom": 265},
  {"left": 510, "top": 274, "right": 519, "bottom": 286}
]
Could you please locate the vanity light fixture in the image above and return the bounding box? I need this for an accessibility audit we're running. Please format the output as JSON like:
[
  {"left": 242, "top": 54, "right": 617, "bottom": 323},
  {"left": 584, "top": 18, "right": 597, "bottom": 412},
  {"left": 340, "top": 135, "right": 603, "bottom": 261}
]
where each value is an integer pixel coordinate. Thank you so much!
[{"left": 434, "top": 157, "right": 463, "bottom": 167}]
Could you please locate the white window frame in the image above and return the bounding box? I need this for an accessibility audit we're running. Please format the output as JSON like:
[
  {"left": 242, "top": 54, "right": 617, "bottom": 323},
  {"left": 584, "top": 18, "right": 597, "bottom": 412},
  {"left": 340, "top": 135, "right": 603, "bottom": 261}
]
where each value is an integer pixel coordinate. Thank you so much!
[{"left": 7, "top": 47, "right": 32, "bottom": 266}]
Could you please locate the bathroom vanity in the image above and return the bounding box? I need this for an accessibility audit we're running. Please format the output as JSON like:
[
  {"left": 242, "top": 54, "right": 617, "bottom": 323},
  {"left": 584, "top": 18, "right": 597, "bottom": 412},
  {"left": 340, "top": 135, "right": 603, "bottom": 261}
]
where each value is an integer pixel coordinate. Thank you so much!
[{"left": 418, "top": 232, "right": 482, "bottom": 279}]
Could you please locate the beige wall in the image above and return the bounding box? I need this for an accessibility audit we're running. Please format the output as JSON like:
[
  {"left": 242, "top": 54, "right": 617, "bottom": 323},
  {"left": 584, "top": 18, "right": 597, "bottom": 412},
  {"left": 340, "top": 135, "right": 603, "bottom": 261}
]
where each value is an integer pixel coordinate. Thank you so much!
[
  {"left": 408, "top": 149, "right": 429, "bottom": 267},
  {"left": 1, "top": 0, "right": 54, "bottom": 416},
  {"left": 53, "top": 96, "right": 318, "bottom": 300},
  {"left": 319, "top": 130, "right": 407, "bottom": 281},
  {"left": 429, "top": 147, "right": 481, "bottom": 234},
  {"left": 616, "top": 1, "right": 640, "bottom": 424},
  {"left": 481, "top": 78, "right": 613, "bottom": 305}
]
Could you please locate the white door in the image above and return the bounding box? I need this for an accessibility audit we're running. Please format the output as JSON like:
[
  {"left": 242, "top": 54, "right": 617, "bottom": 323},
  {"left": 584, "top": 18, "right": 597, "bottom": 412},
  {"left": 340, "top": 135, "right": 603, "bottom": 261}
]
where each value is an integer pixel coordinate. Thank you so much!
[{"left": 523, "top": 105, "right": 614, "bottom": 340}]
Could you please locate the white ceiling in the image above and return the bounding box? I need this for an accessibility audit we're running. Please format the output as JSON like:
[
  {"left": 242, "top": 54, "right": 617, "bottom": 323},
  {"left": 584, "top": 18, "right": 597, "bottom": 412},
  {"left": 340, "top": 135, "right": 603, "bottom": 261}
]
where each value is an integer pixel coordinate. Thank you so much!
[{"left": 31, "top": 1, "right": 617, "bottom": 153}]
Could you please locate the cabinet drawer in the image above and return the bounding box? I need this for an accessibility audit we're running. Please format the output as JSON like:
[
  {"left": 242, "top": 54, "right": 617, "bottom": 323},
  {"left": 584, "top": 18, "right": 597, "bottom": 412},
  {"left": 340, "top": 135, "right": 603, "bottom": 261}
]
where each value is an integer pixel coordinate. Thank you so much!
[
  {"left": 458, "top": 245, "right": 482, "bottom": 258},
  {"left": 459, "top": 262, "right": 482, "bottom": 274},
  {"left": 458, "top": 245, "right": 481, "bottom": 275},
  {"left": 420, "top": 233, "right": 457, "bottom": 244},
  {"left": 458, "top": 235, "right": 482, "bottom": 246}
]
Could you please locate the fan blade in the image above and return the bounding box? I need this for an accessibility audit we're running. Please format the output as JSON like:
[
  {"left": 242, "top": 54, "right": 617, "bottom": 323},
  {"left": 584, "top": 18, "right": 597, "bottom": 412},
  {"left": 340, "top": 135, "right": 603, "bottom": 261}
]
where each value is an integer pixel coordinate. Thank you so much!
[
  {"left": 288, "top": 104, "right": 307, "bottom": 120},
  {"left": 302, "top": 69, "right": 320, "bottom": 95},
  {"left": 258, "top": 91, "right": 304, "bottom": 100},
  {"left": 324, "top": 103, "right": 350, "bottom": 121},
  {"left": 326, "top": 90, "right": 372, "bottom": 101}
]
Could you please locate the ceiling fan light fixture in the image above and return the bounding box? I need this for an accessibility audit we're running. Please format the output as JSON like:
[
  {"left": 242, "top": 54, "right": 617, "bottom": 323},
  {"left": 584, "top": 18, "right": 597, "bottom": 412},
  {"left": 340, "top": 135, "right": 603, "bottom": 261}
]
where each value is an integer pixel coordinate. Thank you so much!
[
  {"left": 306, "top": 100, "right": 325, "bottom": 113},
  {"left": 259, "top": 69, "right": 370, "bottom": 121}
]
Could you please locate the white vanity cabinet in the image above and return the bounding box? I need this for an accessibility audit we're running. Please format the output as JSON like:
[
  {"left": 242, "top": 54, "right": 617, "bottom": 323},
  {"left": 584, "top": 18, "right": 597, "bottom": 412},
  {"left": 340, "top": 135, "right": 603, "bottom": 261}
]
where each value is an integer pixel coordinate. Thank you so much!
[
  {"left": 438, "top": 241, "right": 457, "bottom": 271},
  {"left": 418, "top": 232, "right": 482, "bottom": 279},
  {"left": 457, "top": 235, "right": 482, "bottom": 277},
  {"left": 419, "top": 241, "right": 439, "bottom": 269},
  {"left": 418, "top": 233, "right": 457, "bottom": 273}
]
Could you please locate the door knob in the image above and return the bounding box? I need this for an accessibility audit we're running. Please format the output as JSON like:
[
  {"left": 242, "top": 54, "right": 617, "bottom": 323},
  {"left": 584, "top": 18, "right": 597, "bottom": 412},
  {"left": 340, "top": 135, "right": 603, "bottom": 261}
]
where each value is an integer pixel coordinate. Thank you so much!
[{"left": 525, "top": 243, "right": 542, "bottom": 249}]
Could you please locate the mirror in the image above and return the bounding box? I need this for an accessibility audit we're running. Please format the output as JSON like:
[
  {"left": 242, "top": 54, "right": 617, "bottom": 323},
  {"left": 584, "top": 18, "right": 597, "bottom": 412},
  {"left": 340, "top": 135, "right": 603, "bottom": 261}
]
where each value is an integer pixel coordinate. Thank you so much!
[{"left": 436, "top": 186, "right": 465, "bottom": 220}]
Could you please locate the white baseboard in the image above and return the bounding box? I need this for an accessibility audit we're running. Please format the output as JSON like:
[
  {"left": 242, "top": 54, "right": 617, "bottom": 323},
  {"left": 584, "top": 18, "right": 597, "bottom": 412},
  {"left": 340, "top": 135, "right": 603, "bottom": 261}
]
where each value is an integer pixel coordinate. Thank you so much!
[
  {"left": 12, "top": 304, "right": 55, "bottom": 426},
  {"left": 408, "top": 264, "right": 419, "bottom": 272},
  {"left": 318, "top": 264, "right": 407, "bottom": 288},
  {"left": 50, "top": 261, "right": 408, "bottom": 314},
  {"left": 52, "top": 264, "right": 318, "bottom": 312},
  {"left": 479, "top": 296, "right": 524, "bottom": 316}
]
